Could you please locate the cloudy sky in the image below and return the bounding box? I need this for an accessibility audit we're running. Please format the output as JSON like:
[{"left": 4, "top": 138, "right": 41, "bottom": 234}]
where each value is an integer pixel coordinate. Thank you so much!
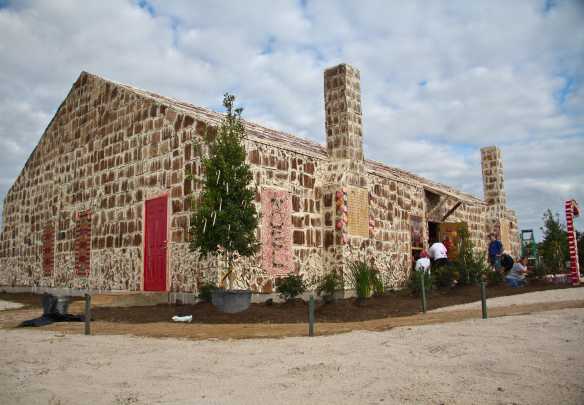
[{"left": 0, "top": 0, "right": 583, "bottom": 239}]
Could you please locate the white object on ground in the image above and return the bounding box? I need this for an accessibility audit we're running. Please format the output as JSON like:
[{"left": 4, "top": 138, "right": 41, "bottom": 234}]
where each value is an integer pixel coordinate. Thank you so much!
[{"left": 171, "top": 315, "right": 193, "bottom": 323}]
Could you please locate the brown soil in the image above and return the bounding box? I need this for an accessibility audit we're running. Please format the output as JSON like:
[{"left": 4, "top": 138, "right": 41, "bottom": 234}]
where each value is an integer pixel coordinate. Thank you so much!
[
  {"left": 88, "top": 281, "right": 581, "bottom": 324},
  {"left": 2, "top": 281, "right": 582, "bottom": 344},
  {"left": 1, "top": 281, "right": 580, "bottom": 327}
]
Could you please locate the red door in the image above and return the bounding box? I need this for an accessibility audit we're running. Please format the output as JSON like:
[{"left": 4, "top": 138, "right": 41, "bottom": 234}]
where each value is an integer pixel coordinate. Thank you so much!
[{"left": 144, "top": 196, "right": 168, "bottom": 291}]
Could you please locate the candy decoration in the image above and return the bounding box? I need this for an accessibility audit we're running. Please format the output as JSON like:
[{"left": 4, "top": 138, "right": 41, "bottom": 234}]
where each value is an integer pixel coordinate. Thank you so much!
[
  {"left": 565, "top": 199, "right": 580, "bottom": 285},
  {"left": 334, "top": 188, "right": 351, "bottom": 245}
]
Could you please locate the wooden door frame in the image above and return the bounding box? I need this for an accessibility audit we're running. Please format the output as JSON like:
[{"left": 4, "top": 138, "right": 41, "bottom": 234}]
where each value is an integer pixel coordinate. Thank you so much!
[{"left": 142, "top": 193, "right": 170, "bottom": 292}]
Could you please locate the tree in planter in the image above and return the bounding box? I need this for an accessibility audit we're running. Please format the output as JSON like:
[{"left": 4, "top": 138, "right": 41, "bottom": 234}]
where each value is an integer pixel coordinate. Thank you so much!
[{"left": 190, "top": 94, "right": 259, "bottom": 289}]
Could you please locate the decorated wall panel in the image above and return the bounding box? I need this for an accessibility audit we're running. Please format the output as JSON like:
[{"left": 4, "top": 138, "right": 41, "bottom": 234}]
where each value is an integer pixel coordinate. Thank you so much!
[{"left": 261, "top": 188, "right": 293, "bottom": 276}]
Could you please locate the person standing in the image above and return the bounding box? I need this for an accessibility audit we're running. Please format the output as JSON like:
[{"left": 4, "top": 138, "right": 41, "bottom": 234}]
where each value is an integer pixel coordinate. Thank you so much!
[{"left": 488, "top": 233, "right": 503, "bottom": 270}]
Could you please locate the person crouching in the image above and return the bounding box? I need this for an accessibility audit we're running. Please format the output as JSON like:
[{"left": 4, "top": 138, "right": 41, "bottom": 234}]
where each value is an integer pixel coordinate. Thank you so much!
[{"left": 506, "top": 256, "right": 529, "bottom": 288}]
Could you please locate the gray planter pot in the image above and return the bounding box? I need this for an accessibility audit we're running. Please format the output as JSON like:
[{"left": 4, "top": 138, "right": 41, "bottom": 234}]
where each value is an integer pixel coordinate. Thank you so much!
[{"left": 211, "top": 289, "right": 252, "bottom": 313}]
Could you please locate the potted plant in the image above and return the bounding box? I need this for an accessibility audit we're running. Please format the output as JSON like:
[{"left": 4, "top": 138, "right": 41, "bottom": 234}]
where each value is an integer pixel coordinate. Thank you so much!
[{"left": 190, "top": 94, "right": 260, "bottom": 313}]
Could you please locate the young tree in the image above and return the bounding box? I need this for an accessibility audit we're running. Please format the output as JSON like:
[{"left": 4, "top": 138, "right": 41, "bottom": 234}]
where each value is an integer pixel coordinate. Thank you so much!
[
  {"left": 190, "top": 94, "right": 259, "bottom": 288},
  {"left": 538, "top": 209, "right": 568, "bottom": 272}
]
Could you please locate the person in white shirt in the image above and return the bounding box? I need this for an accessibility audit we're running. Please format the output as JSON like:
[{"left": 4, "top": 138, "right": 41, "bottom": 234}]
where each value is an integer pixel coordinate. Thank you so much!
[
  {"left": 506, "top": 256, "right": 528, "bottom": 288},
  {"left": 428, "top": 240, "right": 448, "bottom": 268},
  {"left": 415, "top": 250, "right": 431, "bottom": 274}
]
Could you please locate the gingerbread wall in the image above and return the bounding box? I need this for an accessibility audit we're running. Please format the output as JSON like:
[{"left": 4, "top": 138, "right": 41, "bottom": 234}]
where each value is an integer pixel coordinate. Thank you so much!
[{"left": 0, "top": 66, "right": 519, "bottom": 294}]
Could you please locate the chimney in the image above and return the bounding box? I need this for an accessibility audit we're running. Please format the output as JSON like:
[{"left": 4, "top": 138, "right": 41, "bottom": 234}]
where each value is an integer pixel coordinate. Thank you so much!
[
  {"left": 480, "top": 146, "right": 507, "bottom": 207},
  {"left": 324, "top": 64, "right": 363, "bottom": 161}
]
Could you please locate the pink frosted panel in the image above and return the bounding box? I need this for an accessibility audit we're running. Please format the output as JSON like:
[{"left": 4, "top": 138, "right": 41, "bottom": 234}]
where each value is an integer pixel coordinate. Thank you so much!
[{"left": 261, "top": 189, "right": 293, "bottom": 276}]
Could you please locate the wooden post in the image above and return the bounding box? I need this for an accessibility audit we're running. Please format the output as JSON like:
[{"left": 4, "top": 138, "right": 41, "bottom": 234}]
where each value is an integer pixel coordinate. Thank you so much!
[
  {"left": 480, "top": 280, "right": 488, "bottom": 319},
  {"left": 84, "top": 293, "right": 91, "bottom": 335},
  {"left": 420, "top": 273, "right": 427, "bottom": 313},
  {"left": 308, "top": 295, "right": 315, "bottom": 337}
]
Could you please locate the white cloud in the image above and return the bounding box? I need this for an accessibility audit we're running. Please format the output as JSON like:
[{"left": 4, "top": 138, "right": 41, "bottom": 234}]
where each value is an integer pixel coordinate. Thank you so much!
[{"left": 0, "top": 0, "right": 583, "bottom": 240}]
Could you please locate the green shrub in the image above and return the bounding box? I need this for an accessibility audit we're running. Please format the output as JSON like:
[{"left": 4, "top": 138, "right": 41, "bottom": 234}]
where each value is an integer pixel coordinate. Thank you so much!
[
  {"left": 198, "top": 282, "right": 217, "bottom": 303},
  {"left": 432, "top": 265, "right": 459, "bottom": 288},
  {"left": 452, "top": 227, "right": 490, "bottom": 286},
  {"left": 372, "top": 272, "right": 385, "bottom": 297},
  {"left": 409, "top": 270, "right": 433, "bottom": 296},
  {"left": 349, "top": 260, "right": 383, "bottom": 300},
  {"left": 534, "top": 261, "right": 546, "bottom": 279},
  {"left": 277, "top": 274, "right": 307, "bottom": 301},
  {"left": 316, "top": 272, "right": 342, "bottom": 302},
  {"left": 486, "top": 270, "right": 503, "bottom": 286}
]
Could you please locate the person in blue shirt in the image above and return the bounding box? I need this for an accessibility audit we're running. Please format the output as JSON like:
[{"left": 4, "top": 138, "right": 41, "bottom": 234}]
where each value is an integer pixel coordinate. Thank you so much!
[{"left": 488, "top": 233, "right": 503, "bottom": 270}]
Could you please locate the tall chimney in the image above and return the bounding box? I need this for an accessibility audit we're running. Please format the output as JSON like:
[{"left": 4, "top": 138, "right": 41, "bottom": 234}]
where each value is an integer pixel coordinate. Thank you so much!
[
  {"left": 324, "top": 64, "right": 363, "bottom": 161},
  {"left": 480, "top": 146, "right": 507, "bottom": 207}
]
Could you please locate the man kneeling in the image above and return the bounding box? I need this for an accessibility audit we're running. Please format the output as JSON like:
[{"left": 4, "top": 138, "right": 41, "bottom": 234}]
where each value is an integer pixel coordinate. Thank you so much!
[{"left": 506, "top": 256, "right": 528, "bottom": 288}]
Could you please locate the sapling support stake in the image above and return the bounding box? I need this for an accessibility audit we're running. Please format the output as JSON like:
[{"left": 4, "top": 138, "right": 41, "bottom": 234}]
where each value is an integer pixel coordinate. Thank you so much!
[
  {"left": 308, "top": 295, "right": 315, "bottom": 337},
  {"left": 420, "top": 272, "right": 427, "bottom": 313},
  {"left": 480, "top": 280, "right": 488, "bottom": 319},
  {"left": 84, "top": 293, "right": 91, "bottom": 335}
]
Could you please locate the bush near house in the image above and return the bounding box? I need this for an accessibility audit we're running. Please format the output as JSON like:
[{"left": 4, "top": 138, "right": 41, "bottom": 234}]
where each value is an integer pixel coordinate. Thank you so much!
[
  {"left": 198, "top": 282, "right": 218, "bottom": 303},
  {"left": 450, "top": 226, "right": 489, "bottom": 286},
  {"left": 348, "top": 260, "right": 384, "bottom": 300},
  {"left": 277, "top": 275, "right": 307, "bottom": 301},
  {"left": 409, "top": 269, "right": 433, "bottom": 296},
  {"left": 316, "top": 272, "right": 342, "bottom": 303},
  {"left": 432, "top": 266, "right": 458, "bottom": 289},
  {"left": 486, "top": 270, "right": 503, "bottom": 286}
]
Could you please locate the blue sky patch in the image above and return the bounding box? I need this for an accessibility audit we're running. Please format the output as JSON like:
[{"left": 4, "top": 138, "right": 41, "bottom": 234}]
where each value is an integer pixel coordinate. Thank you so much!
[
  {"left": 556, "top": 77, "right": 574, "bottom": 106},
  {"left": 136, "top": 0, "right": 155, "bottom": 17}
]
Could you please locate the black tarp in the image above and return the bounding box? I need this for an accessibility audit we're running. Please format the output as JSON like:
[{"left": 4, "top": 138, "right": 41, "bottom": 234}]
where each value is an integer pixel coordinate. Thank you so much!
[{"left": 20, "top": 293, "right": 85, "bottom": 327}]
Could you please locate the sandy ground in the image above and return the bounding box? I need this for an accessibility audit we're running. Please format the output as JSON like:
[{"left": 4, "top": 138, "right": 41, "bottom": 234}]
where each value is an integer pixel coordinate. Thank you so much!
[
  {"left": 432, "top": 287, "right": 584, "bottom": 312},
  {"left": 0, "top": 291, "right": 583, "bottom": 404},
  {"left": 0, "top": 300, "right": 23, "bottom": 311}
]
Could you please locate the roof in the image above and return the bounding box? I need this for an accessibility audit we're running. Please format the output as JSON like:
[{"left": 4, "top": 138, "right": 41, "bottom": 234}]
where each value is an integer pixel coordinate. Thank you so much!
[
  {"left": 26, "top": 72, "right": 485, "bottom": 205},
  {"left": 105, "top": 74, "right": 485, "bottom": 205}
]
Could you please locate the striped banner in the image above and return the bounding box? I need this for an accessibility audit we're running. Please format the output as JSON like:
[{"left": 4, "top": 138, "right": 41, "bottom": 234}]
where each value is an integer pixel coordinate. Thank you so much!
[{"left": 565, "top": 200, "right": 580, "bottom": 285}]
